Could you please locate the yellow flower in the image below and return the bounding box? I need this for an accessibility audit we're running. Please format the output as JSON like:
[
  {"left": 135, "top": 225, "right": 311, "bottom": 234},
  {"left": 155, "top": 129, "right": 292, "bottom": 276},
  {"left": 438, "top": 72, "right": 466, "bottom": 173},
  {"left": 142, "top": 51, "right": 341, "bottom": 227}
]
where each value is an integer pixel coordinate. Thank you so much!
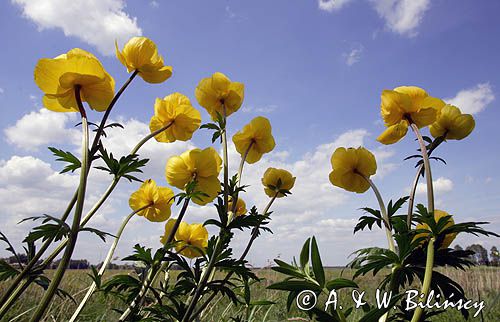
[
  {"left": 414, "top": 210, "right": 457, "bottom": 249},
  {"left": 34, "top": 48, "right": 115, "bottom": 113},
  {"left": 232, "top": 116, "right": 276, "bottom": 164},
  {"left": 165, "top": 148, "right": 222, "bottom": 205},
  {"left": 149, "top": 93, "right": 202, "bottom": 142},
  {"left": 228, "top": 197, "right": 247, "bottom": 216},
  {"left": 261, "top": 168, "right": 296, "bottom": 198},
  {"left": 377, "top": 86, "right": 445, "bottom": 145},
  {"left": 429, "top": 105, "right": 475, "bottom": 140},
  {"left": 195, "top": 72, "right": 244, "bottom": 120},
  {"left": 329, "top": 147, "right": 376, "bottom": 193},
  {"left": 160, "top": 219, "right": 208, "bottom": 258},
  {"left": 115, "top": 37, "right": 172, "bottom": 84},
  {"left": 129, "top": 179, "right": 174, "bottom": 222}
]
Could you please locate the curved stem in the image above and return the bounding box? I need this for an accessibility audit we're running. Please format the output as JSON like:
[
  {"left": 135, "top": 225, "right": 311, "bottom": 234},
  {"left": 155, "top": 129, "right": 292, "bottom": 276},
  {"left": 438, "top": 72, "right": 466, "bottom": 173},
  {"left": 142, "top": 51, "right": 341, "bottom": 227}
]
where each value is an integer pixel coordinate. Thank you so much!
[
  {"left": 409, "top": 123, "right": 436, "bottom": 322},
  {"left": 221, "top": 105, "right": 230, "bottom": 213},
  {"left": 0, "top": 121, "right": 173, "bottom": 316},
  {"left": 182, "top": 108, "right": 230, "bottom": 322},
  {"left": 70, "top": 205, "right": 149, "bottom": 321},
  {"left": 89, "top": 70, "right": 138, "bottom": 155},
  {"left": 0, "top": 191, "right": 77, "bottom": 313},
  {"left": 189, "top": 193, "right": 279, "bottom": 320},
  {"left": 130, "top": 121, "right": 173, "bottom": 155},
  {"left": 30, "top": 87, "right": 90, "bottom": 322},
  {"left": 411, "top": 238, "right": 435, "bottom": 322},
  {"left": 118, "top": 198, "right": 191, "bottom": 321},
  {"left": 406, "top": 135, "right": 445, "bottom": 228},
  {"left": 0, "top": 72, "right": 139, "bottom": 314},
  {"left": 364, "top": 177, "right": 396, "bottom": 253},
  {"left": 230, "top": 141, "right": 253, "bottom": 215}
]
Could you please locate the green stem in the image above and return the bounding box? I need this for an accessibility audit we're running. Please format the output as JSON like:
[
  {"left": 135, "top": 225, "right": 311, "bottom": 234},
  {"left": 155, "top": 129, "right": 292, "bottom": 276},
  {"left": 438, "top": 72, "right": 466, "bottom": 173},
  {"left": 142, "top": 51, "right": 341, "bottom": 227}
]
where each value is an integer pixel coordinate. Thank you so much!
[
  {"left": 189, "top": 193, "right": 279, "bottom": 320},
  {"left": 118, "top": 198, "right": 190, "bottom": 321},
  {"left": 409, "top": 123, "right": 436, "bottom": 322},
  {"left": 0, "top": 71, "right": 139, "bottom": 315},
  {"left": 0, "top": 121, "right": 173, "bottom": 316},
  {"left": 230, "top": 141, "right": 253, "bottom": 215},
  {"left": 0, "top": 191, "right": 77, "bottom": 313},
  {"left": 69, "top": 205, "right": 149, "bottom": 321},
  {"left": 406, "top": 135, "right": 445, "bottom": 228},
  {"left": 89, "top": 70, "right": 138, "bottom": 155},
  {"left": 364, "top": 177, "right": 396, "bottom": 253},
  {"left": 182, "top": 108, "right": 230, "bottom": 322},
  {"left": 29, "top": 86, "right": 90, "bottom": 322}
]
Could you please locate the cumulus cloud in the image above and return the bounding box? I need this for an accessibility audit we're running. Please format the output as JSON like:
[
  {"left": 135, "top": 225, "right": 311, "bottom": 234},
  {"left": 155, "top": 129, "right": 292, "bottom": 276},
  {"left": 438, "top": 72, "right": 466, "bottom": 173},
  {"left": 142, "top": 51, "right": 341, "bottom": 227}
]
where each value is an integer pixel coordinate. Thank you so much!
[
  {"left": 4, "top": 108, "right": 80, "bottom": 151},
  {"left": 318, "top": 0, "right": 354, "bottom": 12},
  {"left": 446, "top": 83, "right": 495, "bottom": 114},
  {"left": 370, "top": 0, "right": 430, "bottom": 37},
  {"left": 416, "top": 177, "right": 454, "bottom": 195},
  {"left": 12, "top": 0, "right": 142, "bottom": 55}
]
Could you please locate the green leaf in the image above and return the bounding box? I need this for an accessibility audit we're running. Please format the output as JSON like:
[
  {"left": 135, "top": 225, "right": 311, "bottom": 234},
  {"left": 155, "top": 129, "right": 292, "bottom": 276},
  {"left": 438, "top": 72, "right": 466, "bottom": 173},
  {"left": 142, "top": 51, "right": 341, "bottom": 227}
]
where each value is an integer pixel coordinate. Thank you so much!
[
  {"left": 325, "top": 278, "right": 358, "bottom": 291},
  {"left": 300, "top": 238, "right": 311, "bottom": 271},
  {"left": 48, "top": 147, "right": 81, "bottom": 173},
  {"left": 267, "top": 280, "right": 322, "bottom": 292},
  {"left": 311, "top": 236, "right": 325, "bottom": 287}
]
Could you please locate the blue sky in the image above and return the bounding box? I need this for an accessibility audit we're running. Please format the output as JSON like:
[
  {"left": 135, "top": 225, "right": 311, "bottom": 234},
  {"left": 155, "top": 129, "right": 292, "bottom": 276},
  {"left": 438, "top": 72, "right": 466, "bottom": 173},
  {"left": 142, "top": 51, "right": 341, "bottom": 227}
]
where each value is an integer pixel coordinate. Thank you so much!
[{"left": 0, "top": 0, "right": 499, "bottom": 266}]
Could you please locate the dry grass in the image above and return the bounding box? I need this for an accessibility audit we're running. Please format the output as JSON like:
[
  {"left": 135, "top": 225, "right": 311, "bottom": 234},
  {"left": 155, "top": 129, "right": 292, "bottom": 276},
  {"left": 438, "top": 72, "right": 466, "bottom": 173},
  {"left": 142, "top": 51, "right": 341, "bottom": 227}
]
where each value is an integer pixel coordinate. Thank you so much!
[{"left": 0, "top": 267, "right": 499, "bottom": 321}]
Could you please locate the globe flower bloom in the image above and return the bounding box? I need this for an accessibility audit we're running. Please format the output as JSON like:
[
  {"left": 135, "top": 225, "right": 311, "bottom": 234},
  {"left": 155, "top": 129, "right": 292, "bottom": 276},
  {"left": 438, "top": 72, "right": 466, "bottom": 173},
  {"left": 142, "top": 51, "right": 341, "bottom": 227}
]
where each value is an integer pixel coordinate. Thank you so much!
[
  {"left": 329, "top": 147, "right": 377, "bottom": 193},
  {"left": 377, "top": 86, "right": 445, "bottom": 145},
  {"left": 232, "top": 116, "right": 276, "bottom": 164},
  {"left": 228, "top": 197, "right": 247, "bottom": 216},
  {"left": 129, "top": 179, "right": 174, "bottom": 222},
  {"left": 165, "top": 148, "right": 222, "bottom": 205},
  {"left": 149, "top": 93, "right": 202, "bottom": 142},
  {"left": 195, "top": 72, "right": 244, "bottom": 120},
  {"left": 414, "top": 209, "right": 457, "bottom": 249},
  {"left": 115, "top": 36, "right": 172, "bottom": 84},
  {"left": 160, "top": 219, "right": 209, "bottom": 258},
  {"left": 429, "top": 105, "right": 475, "bottom": 140},
  {"left": 34, "top": 48, "right": 115, "bottom": 113},
  {"left": 261, "top": 168, "right": 296, "bottom": 198}
]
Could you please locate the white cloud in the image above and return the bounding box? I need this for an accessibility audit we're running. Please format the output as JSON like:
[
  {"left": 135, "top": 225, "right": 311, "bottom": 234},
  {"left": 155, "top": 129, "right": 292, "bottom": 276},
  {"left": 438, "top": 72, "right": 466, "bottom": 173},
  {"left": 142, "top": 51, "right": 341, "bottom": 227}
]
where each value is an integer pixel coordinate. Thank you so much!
[
  {"left": 370, "top": 0, "right": 430, "bottom": 37},
  {"left": 318, "top": 0, "right": 354, "bottom": 12},
  {"left": 4, "top": 108, "right": 80, "bottom": 151},
  {"left": 416, "top": 177, "right": 454, "bottom": 195},
  {"left": 149, "top": 0, "right": 159, "bottom": 8},
  {"left": 343, "top": 43, "right": 363, "bottom": 66},
  {"left": 12, "top": 0, "right": 142, "bottom": 55},
  {"left": 241, "top": 104, "right": 278, "bottom": 114},
  {"left": 446, "top": 83, "right": 495, "bottom": 114},
  {"left": 0, "top": 88, "right": 4, "bottom": 94}
]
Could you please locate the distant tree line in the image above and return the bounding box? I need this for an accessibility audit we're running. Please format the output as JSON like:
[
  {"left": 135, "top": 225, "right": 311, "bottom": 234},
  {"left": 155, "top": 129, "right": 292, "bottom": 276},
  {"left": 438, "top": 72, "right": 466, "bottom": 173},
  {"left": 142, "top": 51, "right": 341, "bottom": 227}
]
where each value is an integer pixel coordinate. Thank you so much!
[
  {"left": 454, "top": 244, "right": 499, "bottom": 266},
  {"left": 2, "top": 245, "right": 499, "bottom": 268}
]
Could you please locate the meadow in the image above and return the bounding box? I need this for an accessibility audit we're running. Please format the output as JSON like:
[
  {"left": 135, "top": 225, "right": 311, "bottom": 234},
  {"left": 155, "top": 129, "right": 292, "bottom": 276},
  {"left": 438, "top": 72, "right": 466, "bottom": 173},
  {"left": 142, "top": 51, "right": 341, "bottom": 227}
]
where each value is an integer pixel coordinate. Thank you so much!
[{"left": 1, "top": 267, "right": 498, "bottom": 321}]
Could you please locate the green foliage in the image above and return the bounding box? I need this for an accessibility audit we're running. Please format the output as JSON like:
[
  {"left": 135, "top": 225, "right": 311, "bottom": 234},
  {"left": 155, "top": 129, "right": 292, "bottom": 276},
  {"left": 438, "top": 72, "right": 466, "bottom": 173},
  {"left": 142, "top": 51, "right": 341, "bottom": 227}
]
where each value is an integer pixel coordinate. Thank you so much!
[
  {"left": 95, "top": 147, "right": 149, "bottom": 182},
  {"left": 48, "top": 147, "right": 82, "bottom": 173}
]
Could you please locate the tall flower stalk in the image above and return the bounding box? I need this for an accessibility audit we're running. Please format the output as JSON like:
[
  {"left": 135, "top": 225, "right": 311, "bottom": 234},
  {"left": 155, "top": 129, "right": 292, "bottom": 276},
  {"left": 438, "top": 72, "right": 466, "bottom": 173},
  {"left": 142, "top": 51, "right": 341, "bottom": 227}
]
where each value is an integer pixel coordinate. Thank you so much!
[
  {"left": 69, "top": 205, "right": 151, "bottom": 321},
  {"left": 181, "top": 106, "right": 230, "bottom": 322},
  {"left": 29, "top": 86, "right": 90, "bottom": 322},
  {"left": 409, "top": 122, "right": 435, "bottom": 322}
]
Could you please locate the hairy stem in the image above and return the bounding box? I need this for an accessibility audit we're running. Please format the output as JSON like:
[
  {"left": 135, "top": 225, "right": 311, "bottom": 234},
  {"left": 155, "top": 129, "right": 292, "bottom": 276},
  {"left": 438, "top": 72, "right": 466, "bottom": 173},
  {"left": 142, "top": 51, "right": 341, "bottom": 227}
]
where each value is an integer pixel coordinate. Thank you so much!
[{"left": 29, "top": 87, "right": 90, "bottom": 322}]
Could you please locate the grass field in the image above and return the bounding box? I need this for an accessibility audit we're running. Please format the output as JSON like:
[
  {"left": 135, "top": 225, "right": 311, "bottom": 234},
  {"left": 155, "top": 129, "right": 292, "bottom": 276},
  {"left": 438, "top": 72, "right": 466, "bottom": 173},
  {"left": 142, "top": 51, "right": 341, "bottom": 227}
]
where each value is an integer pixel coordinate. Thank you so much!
[{"left": 1, "top": 267, "right": 499, "bottom": 321}]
